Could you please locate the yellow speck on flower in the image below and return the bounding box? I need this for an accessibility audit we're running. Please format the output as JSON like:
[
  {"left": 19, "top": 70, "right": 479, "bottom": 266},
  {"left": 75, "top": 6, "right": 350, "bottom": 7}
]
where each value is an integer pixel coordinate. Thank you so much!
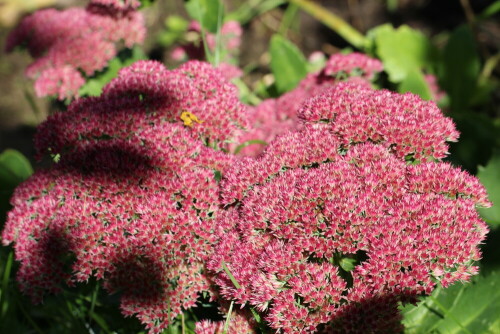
[{"left": 180, "top": 111, "right": 203, "bottom": 127}]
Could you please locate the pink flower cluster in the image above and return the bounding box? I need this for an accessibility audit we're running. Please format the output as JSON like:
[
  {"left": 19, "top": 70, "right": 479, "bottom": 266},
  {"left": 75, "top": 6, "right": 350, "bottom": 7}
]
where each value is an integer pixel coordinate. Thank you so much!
[
  {"left": 212, "top": 127, "right": 489, "bottom": 332},
  {"left": 299, "top": 82, "right": 459, "bottom": 160},
  {"left": 3, "top": 124, "right": 234, "bottom": 332},
  {"left": 2, "top": 60, "right": 246, "bottom": 332},
  {"left": 322, "top": 52, "right": 384, "bottom": 80},
  {"left": 236, "top": 53, "right": 382, "bottom": 157},
  {"left": 5, "top": 0, "right": 145, "bottom": 100},
  {"left": 34, "top": 60, "right": 248, "bottom": 154}
]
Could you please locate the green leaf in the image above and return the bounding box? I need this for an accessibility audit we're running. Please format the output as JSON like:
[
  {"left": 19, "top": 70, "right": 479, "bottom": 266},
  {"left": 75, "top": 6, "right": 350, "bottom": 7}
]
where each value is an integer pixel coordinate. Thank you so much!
[
  {"left": 371, "top": 24, "right": 436, "bottom": 83},
  {"left": 0, "top": 149, "right": 33, "bottom": 190},
  {"left": 477, "top": 149, "right": 500, "bottom": 226},
  {"left": 479, "top": 1, "right": 500, "bottom": 20},
  {"left": 158, "top": 16, "right": 189, "bottom": 47},
  {"left": 339, "top": 257, "right": 356, "bottom": 272},
  {"left": 226, "top": 0, "right": 286, "bottom": 25},
  {"left": 447, "top": 112, "right": 497, "bottom": 174},
  {"left": 0, "top": 149, "right": 33, "bottom": 226},
  {"left": 269, "top": 34, "right": 308, "bottom": 94},
  {"left": 441, "top": 25, "right": 481, "bottom": 112},
  {"left": 402, "top": 271, "right": 500, "bottom": 334},
  {"left": 398, "top": 68, "right": 432, "bottom": 100},
  {"left": 185, "top": 0, "right": 224, "bottom": 33}
]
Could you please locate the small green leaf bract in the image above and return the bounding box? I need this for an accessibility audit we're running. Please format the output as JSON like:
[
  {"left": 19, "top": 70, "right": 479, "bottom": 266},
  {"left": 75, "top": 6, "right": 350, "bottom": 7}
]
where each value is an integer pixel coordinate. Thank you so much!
[
  {"left": 398, "top": 68, "right": 432, "bottom": 100},
  {"left": 371, "top": 24, "right": 436, "bottom": 83},
  {"left": 269, "top": 34, "right": 308, "bottom": 94}
]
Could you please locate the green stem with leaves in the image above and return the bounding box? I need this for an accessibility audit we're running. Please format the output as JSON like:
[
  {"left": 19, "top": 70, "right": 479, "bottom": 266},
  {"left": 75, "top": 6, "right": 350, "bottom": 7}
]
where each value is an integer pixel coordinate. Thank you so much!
[{"left": 287, "top": 0, "right": 367, "bottom": 49}]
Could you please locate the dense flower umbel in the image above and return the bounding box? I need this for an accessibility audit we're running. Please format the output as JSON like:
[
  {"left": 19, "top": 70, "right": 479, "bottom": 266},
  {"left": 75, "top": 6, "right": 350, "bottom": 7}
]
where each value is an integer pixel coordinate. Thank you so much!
[
  {"left": 5, "top": 0, "right": 145, "bottom": 99},
  {"left": 236, "top": 53, "right": 382, "bottom": 157},
  {"left": 299, "top": 82, "right": 459, "bottom": 160},
  {"left": 213, "top": 82, "right": 489, "bottom": 332},
  {"left": 3, "top": 123, "right": 235, "bottom": 333},
  {"left": 3, "top": 59, "right": 245, "bottom": 332},
  {"left": 322, "top": 52, "right": 384, "bottom": 80},
  {"left": 212, "top": 139, "right": 489, "bottom": 333},
  {"left": 34, "top": 60, "right": 248, "bottom": 154}
]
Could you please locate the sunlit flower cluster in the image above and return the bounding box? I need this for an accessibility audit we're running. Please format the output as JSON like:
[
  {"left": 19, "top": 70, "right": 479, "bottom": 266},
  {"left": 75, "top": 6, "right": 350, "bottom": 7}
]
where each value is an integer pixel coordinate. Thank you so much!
[
  {"left": 322, "top": 52, "right": 384, "bottom": 80},
  {"left": 299, "top": 81, "right": 459, "bottom": 160},
  {"left": 3, "top": 123, "right": 235, "bottom": 332},
  {"left": 2, "top": 59, "right": 245, "bottom": 332},
  {"left": 5, "top": 0, "right": 145, "bottom": 100},
  {"left": 212, "top": 84, "right": 489, "bottom": 332},
  {"left": 2, "top": 47, "right": 490, "bottom": 333}
]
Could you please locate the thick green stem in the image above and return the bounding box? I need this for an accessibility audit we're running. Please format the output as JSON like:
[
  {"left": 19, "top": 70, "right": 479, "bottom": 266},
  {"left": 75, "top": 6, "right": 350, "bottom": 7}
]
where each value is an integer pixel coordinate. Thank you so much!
[{"left": 288, "top": 0, "right": 367, "bottom": 50}]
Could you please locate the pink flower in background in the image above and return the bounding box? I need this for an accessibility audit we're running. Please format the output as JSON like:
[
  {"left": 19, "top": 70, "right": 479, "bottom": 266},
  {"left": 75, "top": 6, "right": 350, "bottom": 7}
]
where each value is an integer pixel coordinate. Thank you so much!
[
  {"left": 33, "top": 65, "right": 85, "bottom": 100},
  {"left": 170, "top": 20, "right": 244, "bottom": 80},
  {"left": 424, "top": 73, "right": 447, "bottom": 102},
  {"left": 172, "top": 20, "right": 242, "bottom": 62},
  {"left": 5, "top": 0, "right": 145, "bottom": 100},
  {"left": 322, "top": 52, "right": 384, "bottom": 80}
]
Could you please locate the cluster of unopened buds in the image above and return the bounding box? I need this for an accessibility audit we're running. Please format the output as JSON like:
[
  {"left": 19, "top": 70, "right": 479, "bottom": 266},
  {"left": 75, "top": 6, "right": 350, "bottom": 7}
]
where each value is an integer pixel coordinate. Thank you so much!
[{"left": 3, "top": 2, "right": 490, "bottom": 333}]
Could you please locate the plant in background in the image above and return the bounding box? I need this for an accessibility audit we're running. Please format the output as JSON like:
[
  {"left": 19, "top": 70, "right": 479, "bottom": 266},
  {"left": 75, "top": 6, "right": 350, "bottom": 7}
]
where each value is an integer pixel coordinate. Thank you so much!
[
  {"left": 5, "top": 0, "right": 146, "bottom": 100},
  {"left": 170, "top": 20, "right": 243, "bottom": 80}
]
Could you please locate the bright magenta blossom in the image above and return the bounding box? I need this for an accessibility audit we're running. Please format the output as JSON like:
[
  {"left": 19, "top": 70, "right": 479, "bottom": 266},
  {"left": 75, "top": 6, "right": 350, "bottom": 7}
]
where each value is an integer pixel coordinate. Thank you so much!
[
  {"left": 212, "top": 84, "right": 489, "bottom": 333},
  {"left": 34, "top": 60, "right": 248, "bottom": 154},
  {"left": 3, "top": 125, "right": 233, "bottom": 332},
  {"left": 322, "top": 52, "right": 384, "bottom": 79},
  {"left": 5, "top": 0, "right": 145, "bottom": 99},
  {"left": 299, "top": 82, "right": 459, "bottom": 160},
  {"left": 2, "top": 54, "right": 491, "bottom": 334},
  {"left": 2, "top": 60, "right": 245, "bottom": 332}
]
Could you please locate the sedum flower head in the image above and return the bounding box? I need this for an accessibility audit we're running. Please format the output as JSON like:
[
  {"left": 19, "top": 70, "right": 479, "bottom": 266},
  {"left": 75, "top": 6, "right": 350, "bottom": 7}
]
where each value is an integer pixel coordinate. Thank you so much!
[
  {"left": 212, "top": 83, "right": 489, "bottom": 333},
  {"left": 299, "top": 82, "right": 459, "bottom": 160},
  {"left": 2, "top": 59, "right": 245, "bottom": 333},
  {"left": 3, "top": 123, "right": 234, "bottom": 332},
  {"left": 34, "top": 60, "right": 248, "bottom": 155},
  {"left": 322, "top": 52, "right": 384, "bottom": 80},
  {"left": 5, "top": 0, "right": 145, "bottom": 100}
]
